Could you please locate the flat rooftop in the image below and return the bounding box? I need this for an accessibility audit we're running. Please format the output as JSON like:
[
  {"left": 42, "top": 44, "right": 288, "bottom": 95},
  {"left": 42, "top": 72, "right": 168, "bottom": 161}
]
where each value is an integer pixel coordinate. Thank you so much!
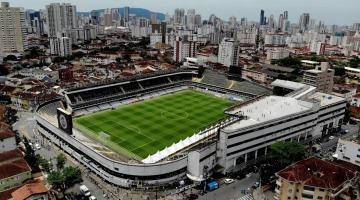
[
  {"left": 271, "top": 79, "right": 307, "bottom": 91},
  {"left": 224, "top": 96, "right": 313, "bottom": 131},
  {"left": 308, "top": 92, "right": 345, "bottom": 107}
]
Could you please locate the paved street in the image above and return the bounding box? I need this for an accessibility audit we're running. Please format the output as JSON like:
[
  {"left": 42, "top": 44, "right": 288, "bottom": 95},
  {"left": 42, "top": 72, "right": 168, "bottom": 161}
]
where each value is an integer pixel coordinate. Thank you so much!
[
  {"left": 198, "top": 173, "right": 259, "bottom": 200},
  {"left": 14, "top": 112, "right": 107, "bottom": 200}
]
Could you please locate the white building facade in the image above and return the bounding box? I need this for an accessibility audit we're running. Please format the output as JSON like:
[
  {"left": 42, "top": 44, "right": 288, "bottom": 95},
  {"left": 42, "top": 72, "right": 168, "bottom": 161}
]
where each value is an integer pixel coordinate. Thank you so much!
[
  {"left": 45, "top": 3, "right": 77, "bottom": 37},
  {"left": 217, "top": 92, "right": 346, "bottom": 172},
  {"left": 50, "top": 37, "right": 72, "bottom": 57},
  {"left": 334, "top": 139, "right": 360, "bottom": 166},
  {"left": 217, "top": 38, "right": 240, "bottom": 67}
]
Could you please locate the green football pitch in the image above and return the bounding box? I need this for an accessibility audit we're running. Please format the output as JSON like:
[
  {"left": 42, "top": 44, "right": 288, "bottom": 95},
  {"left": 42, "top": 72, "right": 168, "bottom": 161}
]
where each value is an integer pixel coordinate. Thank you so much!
[{"left": 74, "top": 89, "right": 233, "bottom": 160}]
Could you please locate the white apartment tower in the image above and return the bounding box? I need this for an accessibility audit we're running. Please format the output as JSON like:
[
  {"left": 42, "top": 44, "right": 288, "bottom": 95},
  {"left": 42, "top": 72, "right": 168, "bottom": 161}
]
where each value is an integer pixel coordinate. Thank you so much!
[
  {"left": 0, "top": 2, "right": 27, "bottom": 53},
  {"left": 45, "top": 3, "right": 77, "bottom": 37},
  {"left": 186, "top": 9, "right": 196, "bottom": 29},
  {"left": 50, "top": 37, "right": 72, "bottom": 57},
  {"left": 217, "top": 38, "right": 240, "bottom": 67}
]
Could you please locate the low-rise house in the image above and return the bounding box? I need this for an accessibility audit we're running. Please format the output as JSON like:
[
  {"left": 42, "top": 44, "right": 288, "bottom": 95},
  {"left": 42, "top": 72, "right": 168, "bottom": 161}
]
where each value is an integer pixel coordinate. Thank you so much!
[
  {"left": 333, "top": 84, "right": 357, "bottom": 102},
  {"left": 241, "top": 65, "right": 267, "bottom": 83},
  {"left": 0, "top": 149, "right": 31, "bottom": 196},
  {"left": 11, "top": 181, "right": 49, "bottom": 200},
  {"left": 351, "top": 93, "right": 360, "bottom": 107},
  {"left": 275, "top": 157, "right": 360, "bottom": 200},
  {"left": 0, "top": 128, "right": 16, "bottom": 153}
]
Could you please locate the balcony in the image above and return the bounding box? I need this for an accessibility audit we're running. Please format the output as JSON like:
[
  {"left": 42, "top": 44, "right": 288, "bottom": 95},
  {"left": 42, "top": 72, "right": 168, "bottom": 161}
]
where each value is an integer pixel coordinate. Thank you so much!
[
  {"left": 275, "top": 188, "right": 281, "bottom": 194},
  {"left": 276, "top": 179, "right": 282, "bottom": 186}
]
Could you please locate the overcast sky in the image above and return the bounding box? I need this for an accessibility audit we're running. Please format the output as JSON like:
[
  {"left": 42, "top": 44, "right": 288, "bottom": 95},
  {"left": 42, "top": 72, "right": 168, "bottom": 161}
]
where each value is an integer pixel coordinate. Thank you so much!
[{"left": 5, "top": 0, "right": 360, "bottom": 25}]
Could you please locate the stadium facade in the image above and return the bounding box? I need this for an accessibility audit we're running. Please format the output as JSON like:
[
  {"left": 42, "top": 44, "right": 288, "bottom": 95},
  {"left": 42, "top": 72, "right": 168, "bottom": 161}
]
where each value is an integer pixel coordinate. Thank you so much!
[{"left": 35, "top": 69, "right": 346, "bottom": 188}]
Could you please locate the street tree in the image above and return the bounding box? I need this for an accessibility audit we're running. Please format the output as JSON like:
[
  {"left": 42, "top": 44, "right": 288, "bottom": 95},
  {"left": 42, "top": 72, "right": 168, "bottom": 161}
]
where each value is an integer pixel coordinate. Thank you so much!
[
  {"left": 56, "top": 153, "right": 67, "bottom": 170},
  {"left": 48, "top": 171, "right": 65, "bottom": 191},
  {"left": 270, "top": 141, "right": 307, "bottom": 167},
  {"left": 62, "top": 166, "right": 83, "bottom": 188}
]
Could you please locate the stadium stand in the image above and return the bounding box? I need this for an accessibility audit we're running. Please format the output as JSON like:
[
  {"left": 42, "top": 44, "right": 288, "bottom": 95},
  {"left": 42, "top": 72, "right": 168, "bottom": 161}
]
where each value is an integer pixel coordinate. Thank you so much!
[
  {"left": 65, "top": 70, "right": 197, "bottom": 109},
  {"left": 200, "top": 70, "right": 229, "bottom": 88},
  {"left": 198, "top": 69, "right": 271, "bottom": 96},
  {"left": 37, "top": 99, "right": 65, "bottom": 124},
  {"left": 64, "top": 68, "right": 267, "bottom": 111}
]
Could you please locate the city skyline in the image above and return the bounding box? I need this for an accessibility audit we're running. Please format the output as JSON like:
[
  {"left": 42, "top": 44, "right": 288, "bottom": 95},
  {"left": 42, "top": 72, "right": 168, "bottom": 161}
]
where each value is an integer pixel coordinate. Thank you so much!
[{"left": 4, "top": 0, "right": 360, "bottom": 25}]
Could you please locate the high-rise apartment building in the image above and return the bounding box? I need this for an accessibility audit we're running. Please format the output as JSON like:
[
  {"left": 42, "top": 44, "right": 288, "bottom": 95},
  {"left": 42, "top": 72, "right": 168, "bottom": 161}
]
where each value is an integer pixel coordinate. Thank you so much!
[
  {"left": 45, "top": 3, "right": 77, "bottom": 37},
  {"left": 124, "top": 6, "right": 130, "bottom": 23},
  {"left": 90, "top": 10, "right": 98, "bottom": 25},
  {"left": 186, "top": 9, "right": 196, "bottom": 28},
  {"left": 0, "top": 2, "right": 27, "bottom": 53},
  {"left": 303, "top": 62, "right": 334, "bottom": 93},
  {"left": 173, "top": 36, "right": 198, "bottom": 63},
  {"left": 151, "top": 13, "right": 157, "bottom": 24},
  {"left": 259, "top": 9, "right": 265, "bottom": 25},
  {"left": 283, "top": 11, "right": 288, "bottom": 20},
  {"left": 174, "top": 8, "right": 185, "bottom": 25},
  {"left": 195, "top": 14, "right": 202, "bottom": 26},
  {"left": 104, "top": 8, "right": 112, "bottom": 26},
  {"left": 50, "top": 36, "right": 72, "bottom": 56},
  {"left": 299, "top": 13, "right": 310, "bottom": 32},
  {"left": 217, "top": 38, "right": 240, "bottom": 67}
]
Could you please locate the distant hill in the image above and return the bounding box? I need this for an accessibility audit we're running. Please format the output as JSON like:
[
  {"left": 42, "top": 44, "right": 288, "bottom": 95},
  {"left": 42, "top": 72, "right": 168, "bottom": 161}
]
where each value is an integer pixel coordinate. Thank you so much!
[{"left": 77, "top": 7, "right": 165, "bottom": 21}]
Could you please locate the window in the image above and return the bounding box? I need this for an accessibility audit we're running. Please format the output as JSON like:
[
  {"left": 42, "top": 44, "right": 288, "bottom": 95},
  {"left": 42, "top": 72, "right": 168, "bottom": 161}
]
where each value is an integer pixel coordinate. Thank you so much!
[
  {"left": 302, "top": 194, "right": 314, "bottom": 198},
  {"left": 304, "top": 186, "right": 315, "bottom": 191},
  {"left": 343, "top": 156, "right": 350, "bottom": 160}
]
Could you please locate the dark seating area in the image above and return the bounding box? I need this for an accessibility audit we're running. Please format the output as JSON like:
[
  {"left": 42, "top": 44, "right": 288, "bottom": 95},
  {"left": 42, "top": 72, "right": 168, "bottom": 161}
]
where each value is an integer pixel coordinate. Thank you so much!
[
  {"left": 121, "top": 82, "right": 141, "bottom": 93},
  {"left": 66, "top": 71, "right": 196, "bottom": 109},
  {"left": 139, "top": 77, "right": 170, "bottom": 88}
]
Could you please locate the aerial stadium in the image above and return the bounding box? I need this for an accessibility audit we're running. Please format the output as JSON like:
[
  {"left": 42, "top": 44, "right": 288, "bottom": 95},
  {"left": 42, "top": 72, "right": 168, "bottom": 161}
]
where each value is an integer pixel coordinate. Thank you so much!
[{"left": 35, "top": 68, "right": 346, "bottom": 188}]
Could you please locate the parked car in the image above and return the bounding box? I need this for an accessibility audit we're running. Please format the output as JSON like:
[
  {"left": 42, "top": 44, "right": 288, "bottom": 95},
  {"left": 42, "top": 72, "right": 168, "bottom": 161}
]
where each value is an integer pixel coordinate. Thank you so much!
[
  {"left": 224, "top": 178, "right": 235, "bottom": 184},
  {"left": 329, "top": 136, "right": 335, "bottom": 140},
  {"left": 35, "top": 143, "right": 41, "bottom": 150},
  {"left": 89, "top": 196, "right": 96, "bottom": 200},
  {"left": 79, "top": 185, "right": 91, "bottom": 197}
]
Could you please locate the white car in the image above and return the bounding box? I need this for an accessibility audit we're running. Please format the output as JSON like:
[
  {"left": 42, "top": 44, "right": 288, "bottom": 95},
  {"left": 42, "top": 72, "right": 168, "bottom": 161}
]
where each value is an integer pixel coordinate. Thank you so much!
[
  {"left": 79, "top": 185, "right": 91, "bottom": 197},
  {"left": 329, "top": 136, "right": 335, "bottom": 140},
  {"left": 89, "top": 196, "right": 96, "bottom": 200},
  {"left": 35, "top": 143, "right": 41, "bottom": 150},
  {"left": 224, "top": 178, "right": 235, "bottom": 184}
]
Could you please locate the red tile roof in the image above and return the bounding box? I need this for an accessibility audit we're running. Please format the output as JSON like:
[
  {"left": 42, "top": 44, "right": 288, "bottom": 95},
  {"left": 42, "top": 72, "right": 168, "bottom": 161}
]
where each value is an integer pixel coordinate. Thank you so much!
[
  {"left": 0, "top": 158, "right": 31, "bottom": 180},
  {"left": 0, "top": 148, "right": 24, "bottom": 163},
  {"left": 0, "top": 128, "right": 15, "bottom": 140},
  {"left": 0, "top": 186, "right": 21, "bottom": 200},
  {"left": 11, "top": 182, "right": 49, "bottom": 200},
  {"left": 277, "top": 157, "right": 358, "bottom": 190}
]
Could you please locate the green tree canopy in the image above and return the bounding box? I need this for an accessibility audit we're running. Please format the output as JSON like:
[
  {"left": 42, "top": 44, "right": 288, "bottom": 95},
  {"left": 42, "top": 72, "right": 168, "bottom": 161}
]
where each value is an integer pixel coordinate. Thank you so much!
[
  {"left": 56, "top": 153, "right": 67, "bottom": 170},
  {"left": 62, "top": 166, "right": 82, "bottom": 188},
  {"left": 48, "top": 171, "right": 65, "bottom": 190},
  {"left": 48, "top": 166, "right": 82, "bottom": 191},
  {"left": 270, "top": 141, "right": 307, "bottom": 167},
  {"left": 36, "top": 155, "right": 53, "bottom": 172}
]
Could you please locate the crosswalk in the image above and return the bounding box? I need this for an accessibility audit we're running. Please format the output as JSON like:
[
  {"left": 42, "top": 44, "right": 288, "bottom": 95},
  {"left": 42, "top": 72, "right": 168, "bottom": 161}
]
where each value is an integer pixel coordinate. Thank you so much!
[{"left": 237, "top": 194, "right": 254, "bottom": 200}]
